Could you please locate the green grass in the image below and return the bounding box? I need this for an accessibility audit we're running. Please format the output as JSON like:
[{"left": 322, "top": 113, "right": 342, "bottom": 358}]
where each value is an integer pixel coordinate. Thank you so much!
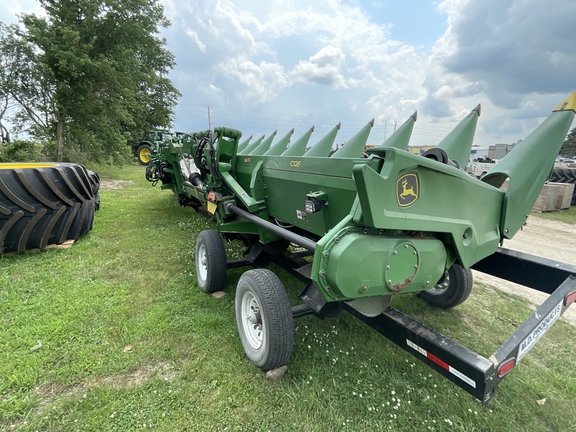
[
  {"left": 531, "top": 206, "right": 576, "bottom": 224},
  {"left": 1, "top": 164, "right": 575, "bottom": 431}
]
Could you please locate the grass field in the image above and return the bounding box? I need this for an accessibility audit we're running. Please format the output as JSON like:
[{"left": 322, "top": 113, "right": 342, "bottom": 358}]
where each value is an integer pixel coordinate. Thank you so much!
[
  {"left": 1, "top": 164, "right": 575, "bottom": 431},
  {"left": 532, "top": 205, "right": 576, "bottom": 224}
]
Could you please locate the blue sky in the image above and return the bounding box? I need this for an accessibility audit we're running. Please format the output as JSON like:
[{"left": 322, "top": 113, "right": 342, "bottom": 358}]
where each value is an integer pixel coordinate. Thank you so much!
[{"left": 1, "top": 0, "right": 575, "bottom": 149}]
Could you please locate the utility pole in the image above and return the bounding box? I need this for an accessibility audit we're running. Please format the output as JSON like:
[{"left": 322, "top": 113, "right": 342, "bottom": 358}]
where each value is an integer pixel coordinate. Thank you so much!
[
  {"left": 208, "top": 106, "right": 212, "bottom": 130},
  {"left": 394, "top": 121, "right": 397, "bottom": 132},
  {"left": 384, "top": 120, "right": 388, "bottom": 141}
]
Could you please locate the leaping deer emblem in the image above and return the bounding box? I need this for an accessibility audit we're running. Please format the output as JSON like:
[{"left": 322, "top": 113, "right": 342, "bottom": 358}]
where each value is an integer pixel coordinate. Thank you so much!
[
  {"left": 397, "top": 174, "right": 419, "bottom": 206},
  {"left": 400, "top": 178, "right": 417, "bottom": 199}
]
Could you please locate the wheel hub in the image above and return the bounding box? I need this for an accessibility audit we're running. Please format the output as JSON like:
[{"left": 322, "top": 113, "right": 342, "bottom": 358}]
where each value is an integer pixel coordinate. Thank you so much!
[
  {"left": 247, "top": 311, "right": 262, "bottom": 325},
  {"left": 430, "top": 272, "right": 450, "bottom": 295},
  {"left": 241, "top": 291, "right": 264, "bottom": 349},
  {"left": 197, "top": 244, "right": 208, "bottom": 281}
]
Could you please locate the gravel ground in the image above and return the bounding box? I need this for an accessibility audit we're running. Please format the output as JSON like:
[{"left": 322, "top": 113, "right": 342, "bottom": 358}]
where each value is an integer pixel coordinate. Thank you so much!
[{"left": 472, "top": 215, "right": 576, "bottom": 326}]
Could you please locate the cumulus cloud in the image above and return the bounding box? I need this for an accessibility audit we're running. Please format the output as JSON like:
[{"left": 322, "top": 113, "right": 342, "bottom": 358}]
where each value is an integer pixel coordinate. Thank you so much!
[
  {"left": 435, "top": 0, "right": 576, "bottom": 108},
  {"left": 184, "top": 28, "right": 206, "bottom": 53},
  {"left": 290, "top": 45, "right": 347, "bottom": 88},
  {"left": 0, "top": 0, "right": 559, "bottom": 145},
  {"left": 220, "top": 57, "right": 289, "bottom": 102},
  {"left": 164, "top": 0, "right": 432, "bottom": 132},
  {"left": 0, "top": 0, "right": 43, "bottom": 21}
]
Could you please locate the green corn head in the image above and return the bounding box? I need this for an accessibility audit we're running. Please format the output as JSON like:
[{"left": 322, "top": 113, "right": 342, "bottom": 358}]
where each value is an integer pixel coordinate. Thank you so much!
[{"left": 146, "top": 92, "right": 576, "bottom": 304}]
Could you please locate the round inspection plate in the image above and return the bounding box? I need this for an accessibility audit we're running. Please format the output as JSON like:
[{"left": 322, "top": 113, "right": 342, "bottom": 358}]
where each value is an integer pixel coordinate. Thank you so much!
[{"left": 385, "top": 243, "right": 419, "bottom": 291}]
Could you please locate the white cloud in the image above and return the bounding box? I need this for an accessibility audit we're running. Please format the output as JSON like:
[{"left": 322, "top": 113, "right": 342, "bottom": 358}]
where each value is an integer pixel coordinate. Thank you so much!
[
  {"left": 433, "top": 0, "right": 576, "bottom": 107},
  {"left": 290, "top": 45, "right": 347, "bottom": 88},
  {"left": 0, "top": 0, "right": 43, "bottom": 23},
  {"left": 219, "top": 57, "right": 289, "bottom": 102},
  {"left": 184, "top": 28, "right": 206, "bottom": 53},
  {"left": 2, "top": 0, "right": 574, "bottom": 147}
]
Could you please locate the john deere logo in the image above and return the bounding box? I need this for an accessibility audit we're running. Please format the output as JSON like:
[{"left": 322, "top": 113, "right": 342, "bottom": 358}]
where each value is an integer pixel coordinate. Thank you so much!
[{"left": 397, "top": 173, "right": 419, "bottom": 207}]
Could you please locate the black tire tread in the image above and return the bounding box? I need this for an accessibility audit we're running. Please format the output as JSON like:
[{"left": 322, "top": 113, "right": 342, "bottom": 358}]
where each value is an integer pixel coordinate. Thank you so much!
[
  {"left": 417, "top": 263, "right": 473, "bottom": 309},
  {"left": 58, "top": 203, "right": 80, "bottom": 244},
  {"left": 56, "top": 167, "right": 86, "bottom": 203},
  {"left": 0, "top": 163, "right": 99, "bottom": 253},
  {"left": 236, "top": 269, "right": 294, "bottom": 371},
  {"left": 551, "top": 168, "right": 576, "bottom": 206},
  {"left": 0, "top": 176, "right": 35, "bottom": 212},
  {"left": 41, "top": 206, "right": 66, "bottom": 248},
  {"left": 15, "top": 170, "right": 58, "bottom": 209},
  {"left": 195, "top": 230, "right": 227, "bottom": 293},
  {"left": 38, "top": 169, "right": 74, "bottom": 206},
  {"left": 0, "top": 211, "right": 24, "bottom": 248},
  {"left": 87, "top": 170, "right": 101, "bottom": 211},
  {"left": 19, "top": 208, "right": 47, "bottom": 251}
]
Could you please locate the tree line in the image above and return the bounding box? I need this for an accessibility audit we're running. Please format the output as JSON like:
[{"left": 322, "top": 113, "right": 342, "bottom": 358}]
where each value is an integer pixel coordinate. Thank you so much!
[
  {"left": 0, "top": 0, "right": 180, "bottom": 164},
  {"left": 562, "top": 127, "right": 576, "bottom": 158}
]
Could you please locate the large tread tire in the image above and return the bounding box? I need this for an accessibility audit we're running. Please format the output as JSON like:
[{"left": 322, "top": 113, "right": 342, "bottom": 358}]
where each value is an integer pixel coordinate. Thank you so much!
[
  {"left": 550, "top": 168, "right": 576, "bottom": 206},
  {"left": 87, "top": 169, "right": 101, "bottom": 211},
  {"left": 195, "top": 230, "right": 227, "bottom": 293},
  {"left": 235, "top": 269, "right": 294, "bottom": 371},
  {"left": 137, "top": 144, "right": 153, "bottom": 165},
  {"left": 0, "top": 162, "right": 99, "bottom": 254},
  {"left": 417, "top": 263, "right": 473, "bottom": 309}
]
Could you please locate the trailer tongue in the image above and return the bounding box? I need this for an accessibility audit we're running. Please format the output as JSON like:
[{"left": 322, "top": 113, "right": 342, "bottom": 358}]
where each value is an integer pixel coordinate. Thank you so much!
[{"left": 146, "top": 91, "right": 576, "bottom": 403}]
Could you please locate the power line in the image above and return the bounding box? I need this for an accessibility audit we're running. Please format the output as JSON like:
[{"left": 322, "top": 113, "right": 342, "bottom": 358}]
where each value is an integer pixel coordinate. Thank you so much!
[{"left": 174, "top": 103, "right": 528, "bottom": 143}]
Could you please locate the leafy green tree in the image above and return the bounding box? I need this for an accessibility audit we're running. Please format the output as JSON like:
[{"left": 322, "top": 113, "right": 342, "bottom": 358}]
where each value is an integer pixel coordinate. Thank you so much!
[
  {"left": 0, "top": 22, "right": 54, "bottom": 144},
  {"left": 2, "top": 0, "right": 180, "bottom": 163},
  {"left": 0, "top": 94, "right": 12, "bottom": 143},
  {"left": 561, "top": 127, "right": 576, "bottom": 158}
]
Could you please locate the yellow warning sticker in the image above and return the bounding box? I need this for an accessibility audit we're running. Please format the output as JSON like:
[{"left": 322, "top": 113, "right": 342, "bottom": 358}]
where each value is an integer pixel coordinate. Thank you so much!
[
  {"left": 553, "top": 91, "right": 576, "bottom": 112},
  {"left": 207, "top": 201, "right": 217, "bottom": 214}
]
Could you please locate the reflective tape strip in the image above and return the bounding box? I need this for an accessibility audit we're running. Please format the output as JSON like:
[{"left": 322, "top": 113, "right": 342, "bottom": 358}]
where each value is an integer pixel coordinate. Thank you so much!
[{"left": 406, "top": 339, "right": 476, "bottom": 389}]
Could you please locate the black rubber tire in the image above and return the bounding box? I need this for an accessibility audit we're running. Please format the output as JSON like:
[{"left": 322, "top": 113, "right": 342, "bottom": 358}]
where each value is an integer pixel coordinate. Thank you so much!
[
  {"left": 550, "top": 168, "right": 576, "bottom": 206},
  {"left": 235, "top": 269, "right": 294, "bottom": 371},
  {"left": 417, "top": 263, "right": 473, "bottom": 309},
  {"left": 0, "top": 162, "right": 99, "bottom": 254},
  {"left": 87, "top": 170, "right": 101, "bottom": 211},
  {"left": 195, "top": 230, "right": 227, "bottom": 293},
  {"left": 137, "top": 144, "right": 153, "bottom": 165}
]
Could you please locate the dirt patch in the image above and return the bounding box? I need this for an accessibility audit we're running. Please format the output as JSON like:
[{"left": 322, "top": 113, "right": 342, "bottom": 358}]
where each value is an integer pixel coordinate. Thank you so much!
[
  {"left": 29, "top": 361, "right": 178, "bottom": 419},
  {"left": 473, "top": 215, "right": 576, "bottom": 326},
  {"left": 100, "top": 179, "right": 133, "bottom": 190},
  {"left": 85, "top": 361, "right": 178, "bottom": 389}
]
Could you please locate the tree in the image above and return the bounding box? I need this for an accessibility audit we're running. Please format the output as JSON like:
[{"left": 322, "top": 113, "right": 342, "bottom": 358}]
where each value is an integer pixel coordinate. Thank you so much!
[
  {"left": 561, "top": 127, "right": 576, "bottom": 158},
  {"left": 0, "top": 94, "right": 13, "bottom": 143},
  {"left": 0, "top": 22, "right": 54, "bottom": 144},
  {"left": 1, "top": 0, "right": 180, "bottom": 162}
]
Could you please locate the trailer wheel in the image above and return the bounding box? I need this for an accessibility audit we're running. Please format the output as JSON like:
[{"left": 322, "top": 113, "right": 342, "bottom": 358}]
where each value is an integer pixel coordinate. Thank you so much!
[
  {"left": 195, "top": 230, "right": 227, "bottom": 293},
  {"left": 0, "top": 162, "right": 98, "bottom": 254},
  {"left": 417, "top": 263, "right": 473, "bottom": 309},
  {"left": 235, "top": 269, "right": 294, "bottom": 371},
  {"left": 137, "top": 144, "right": 152, "bottom": 165}
]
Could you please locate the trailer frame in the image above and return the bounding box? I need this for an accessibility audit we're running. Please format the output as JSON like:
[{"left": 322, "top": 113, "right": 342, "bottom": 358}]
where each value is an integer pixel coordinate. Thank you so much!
[{"left": 225, "top": 209, "right": 576, "bottom": 405}]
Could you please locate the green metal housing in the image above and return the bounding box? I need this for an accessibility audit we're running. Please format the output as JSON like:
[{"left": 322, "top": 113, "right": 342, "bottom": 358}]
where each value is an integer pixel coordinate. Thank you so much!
[{"left": 146, "top": 92, "right": 576, "bottom": 303}]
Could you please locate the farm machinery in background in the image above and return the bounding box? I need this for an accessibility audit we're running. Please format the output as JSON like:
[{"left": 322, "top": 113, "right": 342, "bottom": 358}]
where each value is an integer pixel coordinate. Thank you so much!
[
  {"left": 135, "top": 130, "right": 191, "bottom": 165},
  {"left": 466, "top": 158, "right": 499, "bottom": 178},
  {"left": 145, "top": 92, "right": 576, "bottom": 404},
  {"left": 134, "top": 130, "right": 171, "bottom": 165}
]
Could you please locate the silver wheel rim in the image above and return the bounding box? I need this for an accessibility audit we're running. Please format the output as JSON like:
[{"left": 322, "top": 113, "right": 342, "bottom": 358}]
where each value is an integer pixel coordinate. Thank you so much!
[
  {"left": 240, "top": 291, "right": 264, "bottom": 349},
  {"left": 428, "top": 273, "right": 450, "bottom": 296},
  {"left": 197, "top": 243, "right": 208, "bottom": 283}
]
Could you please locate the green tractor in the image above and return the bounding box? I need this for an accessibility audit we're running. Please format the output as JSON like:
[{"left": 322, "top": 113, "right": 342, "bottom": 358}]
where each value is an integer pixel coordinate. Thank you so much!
[
  {"left": 146, "top": 92, "right": 576, "bottom": 403},
  {"left": 135, "top": 130, "right": 172, "bottom": 165}
]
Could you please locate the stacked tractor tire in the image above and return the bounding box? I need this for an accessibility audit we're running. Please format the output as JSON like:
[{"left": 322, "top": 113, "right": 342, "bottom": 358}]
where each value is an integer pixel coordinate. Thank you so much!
[
  {"left": 0, "top": 163, "right": 100, "bottom": 254},
  {"left": 551, "top": 167, "right": 576, "bottom": 206}
]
